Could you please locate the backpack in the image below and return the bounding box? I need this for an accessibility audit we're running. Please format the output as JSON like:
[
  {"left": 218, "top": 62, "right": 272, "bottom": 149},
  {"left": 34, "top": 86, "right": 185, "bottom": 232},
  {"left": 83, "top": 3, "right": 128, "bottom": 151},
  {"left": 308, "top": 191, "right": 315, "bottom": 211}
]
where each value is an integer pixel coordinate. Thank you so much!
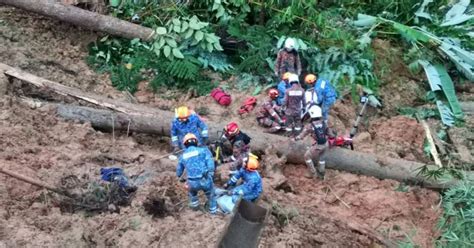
[
  {"left": 210, "top": 87, "right": 232, "bottom": 106},
  {"left": 238, "top": 97, "right": 257, "bottom": 115},
  {"left": 311, "top": 122, "right": 327, "bottom": 145}
]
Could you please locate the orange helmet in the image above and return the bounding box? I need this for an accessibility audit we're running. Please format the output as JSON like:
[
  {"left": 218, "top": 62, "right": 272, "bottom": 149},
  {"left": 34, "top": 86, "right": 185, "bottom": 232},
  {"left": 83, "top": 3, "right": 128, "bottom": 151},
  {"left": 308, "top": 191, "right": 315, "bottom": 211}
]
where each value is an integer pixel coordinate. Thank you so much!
[
  {"left": 305, "top": 74, "right": 317, "bottom": 85},
  {"left": 182, "top": 133, "right": 198, "bottom": 146},
  {"left": 268, "top": 89, "right": 279, "bottom": 99},
  {"left": 282, "top": 72, "right": 292, "bottom": 81},
  {"left": 176, "top": 106, "right": 191, "bottom": 121},
  {"left": 246, "top": 156, "right": 259, "bottom": 171},
  {"left": 225, "top": 122, "right": 240, "bottom": 136}
]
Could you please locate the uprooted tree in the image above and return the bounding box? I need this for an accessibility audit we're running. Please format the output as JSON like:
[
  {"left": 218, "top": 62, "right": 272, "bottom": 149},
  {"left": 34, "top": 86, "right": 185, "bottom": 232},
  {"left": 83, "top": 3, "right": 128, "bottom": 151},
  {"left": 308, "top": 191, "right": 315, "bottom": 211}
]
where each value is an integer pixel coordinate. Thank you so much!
[{"left": 1, "top": 63, "right": 470, "bottom": 190}]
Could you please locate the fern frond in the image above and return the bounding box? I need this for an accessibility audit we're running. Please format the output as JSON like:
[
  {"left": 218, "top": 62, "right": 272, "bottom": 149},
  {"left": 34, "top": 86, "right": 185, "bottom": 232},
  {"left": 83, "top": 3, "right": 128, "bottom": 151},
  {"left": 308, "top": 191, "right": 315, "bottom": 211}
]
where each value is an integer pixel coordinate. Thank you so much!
[{"left": 165, "top": 57, "right": 201, "bottom": 80}]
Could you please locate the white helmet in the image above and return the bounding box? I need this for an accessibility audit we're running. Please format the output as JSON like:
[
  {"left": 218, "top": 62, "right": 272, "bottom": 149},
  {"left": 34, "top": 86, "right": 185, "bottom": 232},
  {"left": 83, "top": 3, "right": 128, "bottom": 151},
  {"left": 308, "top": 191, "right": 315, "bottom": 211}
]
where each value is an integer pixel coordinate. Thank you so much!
[
  {"left": 308, "top": 105, "right": 322, "bottom": 119},
  {"left": 284, "top": 38, "right": 296, "bottom": 50},
  {"left": 288, "top": 74, "right": 299, "bottom": 84}
]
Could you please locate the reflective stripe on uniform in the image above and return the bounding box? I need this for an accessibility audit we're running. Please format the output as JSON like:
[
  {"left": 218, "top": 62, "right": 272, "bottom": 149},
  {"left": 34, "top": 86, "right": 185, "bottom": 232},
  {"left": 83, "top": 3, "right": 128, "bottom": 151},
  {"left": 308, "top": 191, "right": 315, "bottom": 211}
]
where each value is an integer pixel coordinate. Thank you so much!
[
  {"left": 171, "top": 136, "right": 178, "bottom": 142},
  {"left": 183, "top": 150, "right": 199, "bottom": 159},
  {"left": 288, "top": 90, "right": 303, "bottom": 96},
  {"left": 190, "top": 200, "right": 199, "bottom": 207},
  {"left": 295, "top": 127, "right": 302, "bottom": 131},
  {"left": 230, "top": 176, "right": 238, "bottom": 183},
  {"left": 321, "top": 80, "right": 326, "bottom": 89},
  {"left": 201, "top": 130, "right": 208, "bottom": 136}
]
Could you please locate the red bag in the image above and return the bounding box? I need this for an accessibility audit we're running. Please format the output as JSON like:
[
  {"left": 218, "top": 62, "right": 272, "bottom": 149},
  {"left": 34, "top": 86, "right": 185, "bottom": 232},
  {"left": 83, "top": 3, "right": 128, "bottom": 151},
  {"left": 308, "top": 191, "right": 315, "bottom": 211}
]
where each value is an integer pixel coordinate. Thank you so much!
[
  {"left": 238, "top": 97, "right": 257, "bottom": 115},
  {"left": 210, "top": 88, "right": 232, "bottom": 106}
]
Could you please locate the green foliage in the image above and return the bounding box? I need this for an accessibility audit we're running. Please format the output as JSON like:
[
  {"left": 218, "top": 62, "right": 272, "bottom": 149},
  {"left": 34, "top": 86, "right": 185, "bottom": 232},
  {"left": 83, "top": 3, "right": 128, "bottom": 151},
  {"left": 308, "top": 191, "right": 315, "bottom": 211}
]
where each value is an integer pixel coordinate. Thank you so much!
[
  {"left": 152, "top": 16, "right": 223, "bottom": 60},
  {"left": 165, "top": 56, "right": 201, "bottom": 80},
  {"left": 302, "top": 46, "right": 377, "bottom": 93},
  {"left": 398, "top": 107, "right": 438, "bottom": 119},
  {"left": 437, "top": 182, "right": 474, "bottom": 247}
]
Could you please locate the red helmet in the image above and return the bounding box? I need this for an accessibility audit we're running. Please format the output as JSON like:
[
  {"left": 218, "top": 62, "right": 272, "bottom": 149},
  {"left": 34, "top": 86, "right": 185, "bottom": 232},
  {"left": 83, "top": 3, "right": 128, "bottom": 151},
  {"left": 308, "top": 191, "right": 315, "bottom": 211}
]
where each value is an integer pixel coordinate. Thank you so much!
[
  {"left": 268, "top": 89, "right": 279, "bottom": 99},
  {"left": 225, "top": 122, "right": 239, "bottom": 136}
]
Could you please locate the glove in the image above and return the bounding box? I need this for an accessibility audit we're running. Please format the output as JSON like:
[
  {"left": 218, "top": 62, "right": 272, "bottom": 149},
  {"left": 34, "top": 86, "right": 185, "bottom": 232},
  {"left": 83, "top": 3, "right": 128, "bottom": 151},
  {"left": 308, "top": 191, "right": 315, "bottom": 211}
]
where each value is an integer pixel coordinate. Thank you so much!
[{"left": 223, "top": 183, "right": 229, "bottom": 189}]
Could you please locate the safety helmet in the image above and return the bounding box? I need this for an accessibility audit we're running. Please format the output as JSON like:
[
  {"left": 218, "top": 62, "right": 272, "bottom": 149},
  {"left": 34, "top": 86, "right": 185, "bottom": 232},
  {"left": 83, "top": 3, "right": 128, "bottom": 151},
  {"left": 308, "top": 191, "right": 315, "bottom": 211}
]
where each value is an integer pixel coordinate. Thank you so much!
[
  {"left": 288, "top": 74, "right": 299, "bottom": 84},
  {"left": 284, "top": 38, "right": 296, "bottom": 50},
  {"left": 282, "top": 72, "right": 292, "bottom": 81},
  {"left": 225, "top": 122, "right": 239, "bottom": 136},
  {"left": 182, "top": 133, "right": 198, "bottom": 147},
  {"left": 246, "top": 156, "right": 259, "bottom": 171},
  {"left": 175, "top": 106, "right": 191, "bottom": 121},
  {"left": 268, "top": 89, "right": 279, "bottom": 99},
  {"left": 305, "top": 74, "right": 317, "bottom": 85},
  {"left": 308, "top": 105, "right": 322, "bottom": 119}
]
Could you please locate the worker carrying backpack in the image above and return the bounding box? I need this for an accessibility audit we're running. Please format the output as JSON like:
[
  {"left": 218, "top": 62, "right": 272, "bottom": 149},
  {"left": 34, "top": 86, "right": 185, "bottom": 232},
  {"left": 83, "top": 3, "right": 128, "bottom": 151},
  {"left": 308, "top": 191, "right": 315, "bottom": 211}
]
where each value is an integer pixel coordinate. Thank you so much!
[{"left": 211, "top": 88, "right": 232, "bottom": 106}]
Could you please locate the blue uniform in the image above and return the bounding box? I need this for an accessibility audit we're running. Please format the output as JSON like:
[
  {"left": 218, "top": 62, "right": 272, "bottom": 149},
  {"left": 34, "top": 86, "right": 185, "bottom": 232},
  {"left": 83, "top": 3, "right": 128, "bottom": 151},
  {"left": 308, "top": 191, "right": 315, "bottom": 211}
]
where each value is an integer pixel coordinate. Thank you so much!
[
  {"left": 171, "top": 114, "right": 208, "bottom": 149},
  {"left": 177, "top": 146, "right": 217, "bottom": 213},
  {"left": 314, "top": 78, "right": 337, "bottom": 122},
  {"left": 227, "top": 168, "right": 262, "bottom": 203},
  {"left": 276, "top": 80, "right": 291, "bottom": 106}
]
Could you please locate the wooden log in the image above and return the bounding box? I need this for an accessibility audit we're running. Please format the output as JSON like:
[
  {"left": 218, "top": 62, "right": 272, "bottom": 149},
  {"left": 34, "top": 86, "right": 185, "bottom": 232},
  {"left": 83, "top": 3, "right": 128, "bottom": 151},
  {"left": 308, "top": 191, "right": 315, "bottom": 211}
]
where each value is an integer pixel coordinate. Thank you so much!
[
  {"left": 51, "top": 103, "right": 468, "bottom": 189},
  {"left": 0, "top": 166, "right": 73, "bottom": 197},
  {"left": 0, "top": 0, "right": 155, "bottom": 41},
  {"left": 3, "top": 64, "right": 469, "bottom": 189}
]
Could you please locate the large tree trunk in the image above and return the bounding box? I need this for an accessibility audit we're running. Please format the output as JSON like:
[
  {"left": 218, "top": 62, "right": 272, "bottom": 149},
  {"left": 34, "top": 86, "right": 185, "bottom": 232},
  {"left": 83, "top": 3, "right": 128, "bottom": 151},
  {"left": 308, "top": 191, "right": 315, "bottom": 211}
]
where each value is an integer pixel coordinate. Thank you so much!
[
  {"left": 28, "top": 100, "right": 468, "bottom": 190},
  {"left": 0, "top": 0, "right": 155, "bottom": 41},
  {"left": 3, "top": 63, "right": 469, "bottom": 189}
]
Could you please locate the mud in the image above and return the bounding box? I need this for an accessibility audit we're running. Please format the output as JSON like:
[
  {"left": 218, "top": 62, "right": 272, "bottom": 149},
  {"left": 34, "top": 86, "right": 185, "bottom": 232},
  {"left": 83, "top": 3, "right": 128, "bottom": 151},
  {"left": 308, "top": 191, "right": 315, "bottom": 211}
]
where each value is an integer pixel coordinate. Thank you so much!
[{"left": 0, "top": 6, "right": 445, "bottom": 248}]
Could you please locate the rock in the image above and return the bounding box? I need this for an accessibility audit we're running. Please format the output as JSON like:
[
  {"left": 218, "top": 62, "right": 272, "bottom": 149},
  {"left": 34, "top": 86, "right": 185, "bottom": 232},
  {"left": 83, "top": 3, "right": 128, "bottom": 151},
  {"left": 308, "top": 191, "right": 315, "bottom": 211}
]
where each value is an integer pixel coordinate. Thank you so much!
[
  {"left": 0, "top": 72, "right": 8, "bottom": 96},
  {"left": 354, "top": 132, "right": 371, "bottom": 143}
]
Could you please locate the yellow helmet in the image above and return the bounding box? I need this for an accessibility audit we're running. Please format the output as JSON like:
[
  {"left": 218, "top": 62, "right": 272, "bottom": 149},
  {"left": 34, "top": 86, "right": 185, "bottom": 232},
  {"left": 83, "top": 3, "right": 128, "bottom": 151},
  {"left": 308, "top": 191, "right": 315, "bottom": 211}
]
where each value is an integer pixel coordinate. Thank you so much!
[
  {"left": 282, "top": 72, "right": 292, "bottom": 81},
  {"left": 305, "top": 74, "right": 317, "bottom": 85},
  {"left": 175, "top": 106, "right": 191, "bottom": 121},
  {"left": 246, "top": 155, "right": 259, "bottom": 171}
]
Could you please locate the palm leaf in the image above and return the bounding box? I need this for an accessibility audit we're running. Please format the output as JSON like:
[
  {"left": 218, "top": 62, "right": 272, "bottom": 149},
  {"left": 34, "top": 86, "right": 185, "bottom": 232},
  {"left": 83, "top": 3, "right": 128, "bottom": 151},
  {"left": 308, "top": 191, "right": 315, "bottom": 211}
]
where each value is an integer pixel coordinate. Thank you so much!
[{"left": 391, "top": 22, "right": 431, "bottom": 43}]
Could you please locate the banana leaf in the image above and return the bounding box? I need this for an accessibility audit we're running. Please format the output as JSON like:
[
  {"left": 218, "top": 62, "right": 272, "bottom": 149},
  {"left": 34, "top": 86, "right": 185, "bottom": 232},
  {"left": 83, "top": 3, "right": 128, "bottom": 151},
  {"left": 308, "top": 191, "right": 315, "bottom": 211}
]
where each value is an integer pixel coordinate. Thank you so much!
[
  {"left": 419, "top": 60, "right": 464, "bottom": 120},
  {"left": 441, "top": 0, "right": 473, "bottom": 26},
  {"left": 352, "top": 14, "right": 377, "bottom": 28},
  {"left": 109, "top": 0, "right": 121, "bottom": 7},
  {"left": 415, "top": 0, "right": 434, "bottom": 21},
  {"left": 436, "top": 100, "right": 455, "bottom": 126},
  {"left": 392, "top": 23, "right": 431, "bottom": 43},
  {"left": 438, "top": 42, "right": 474, "bottom": 81}
]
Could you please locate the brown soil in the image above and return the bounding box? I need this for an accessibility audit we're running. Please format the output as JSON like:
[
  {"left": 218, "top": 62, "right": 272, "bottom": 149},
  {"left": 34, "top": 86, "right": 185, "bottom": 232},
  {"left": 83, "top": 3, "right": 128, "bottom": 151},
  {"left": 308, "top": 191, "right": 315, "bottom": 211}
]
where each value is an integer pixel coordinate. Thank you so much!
[{"left": 0, "top": 7, "right": 444, "bottom": 247}]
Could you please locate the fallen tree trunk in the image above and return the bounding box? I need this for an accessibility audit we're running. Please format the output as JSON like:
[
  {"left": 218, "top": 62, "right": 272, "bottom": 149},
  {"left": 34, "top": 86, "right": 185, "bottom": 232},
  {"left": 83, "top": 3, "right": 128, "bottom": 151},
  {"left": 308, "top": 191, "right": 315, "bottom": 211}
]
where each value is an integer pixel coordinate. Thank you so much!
[
  {"left": 0, "top": 166, "right": 73, "bottom": 197},
  {"left": 26, "top": 100, "right": 468, "bottom": 190},
  {"left": 0, "top": 0, "right": 155, "bottom": 41},
  {"left": 4, "top": 63, "right": 470, "bottom": 189},
  {"left": 460, "top": 101, "right": 474, "bottom": 115}
]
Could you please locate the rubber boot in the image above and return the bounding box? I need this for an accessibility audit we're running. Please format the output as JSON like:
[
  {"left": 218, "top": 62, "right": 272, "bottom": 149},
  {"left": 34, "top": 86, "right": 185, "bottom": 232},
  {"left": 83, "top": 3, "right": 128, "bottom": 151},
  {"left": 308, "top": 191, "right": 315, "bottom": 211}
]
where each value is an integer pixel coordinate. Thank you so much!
[
  {"left": 305, "top": 159, "right": 317, "bottom": 179},
  {"left": 317, "top": 161, "right": 326, "bottom": 180}
]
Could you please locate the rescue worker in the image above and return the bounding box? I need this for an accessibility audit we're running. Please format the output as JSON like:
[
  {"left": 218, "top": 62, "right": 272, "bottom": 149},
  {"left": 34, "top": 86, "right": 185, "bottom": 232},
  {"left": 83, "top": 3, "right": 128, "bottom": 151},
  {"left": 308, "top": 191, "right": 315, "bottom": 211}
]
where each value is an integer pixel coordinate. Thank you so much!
[
  {"left": 171, "top": 106, "right": 209, "bottom": 151},
  {"left": 282, "top": 74, "right": 304, "bottom": 135},
  {"left": 224, "top": 155, "right": 262, "bottom": 203},
  {"left": 176, "top": 133, "right": 217, "bottom": 214},
  {"left": 222, "top": 121, "right": 251, "bottom": 155},
  {"left": 222, "top": 140, "right": 248, "bottom": 177},
  {"left": 274, "top": 37, "right": 302, "bottom": 77},
  {"left": 256, "top": 89, "right": 285, "bottom": 133},
  {"left": 302, "top": 73, "right": 319, "bottom": 120},
  {"left": 276, "top": 72, "right": 292, "bottom": 106},
  {"left": 305, "top": 73, "right": 337, "bottom": 124},
  {"left": 294, "top": 105, "right": 335, "bottom": 180}
]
